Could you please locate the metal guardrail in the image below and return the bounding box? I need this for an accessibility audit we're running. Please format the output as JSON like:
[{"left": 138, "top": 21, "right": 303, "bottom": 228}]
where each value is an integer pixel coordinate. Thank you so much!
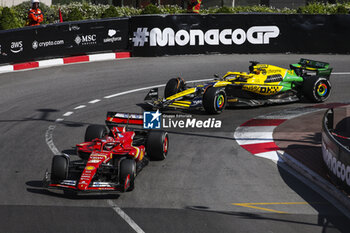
[{"left": 322, "top": 108, "right": 350, "bottom": 194}]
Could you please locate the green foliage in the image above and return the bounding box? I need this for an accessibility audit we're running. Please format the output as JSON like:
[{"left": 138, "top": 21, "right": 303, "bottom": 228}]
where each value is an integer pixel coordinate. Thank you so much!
[
  {"left": 296, "top": 2, "right": 350, "bottom": 14},
  {"left": 214, "top": 6, "right": 234, "bottom": 13},
  {"left": 101, "top": 5, "right": 119, "bottom": 18},
  {"left": 114, "top": 6, "right": 142, "bottom": 16},
  {"left": 141, "top": 4, "right": 162, "bottom": 15},
  {"left": 158, "top": 5, "right": 186, "bottom": 14},
  {"left": 336, "top": 5, "right": 349, "bottom": 14},
  {"left": 0, "top": 7, "right": 23, "bottom": 30},
  {"left": 207, "top": 5, "right": 297, "bottom": 14},
  {"left": 65, "top": 7, "right": 84, "bottom": 21},
  {"left": 0, "top": 1, "right": 349, "bottom": 30},
  {"left": 43, "top": 5, "right": 60, "bottom": 24}
]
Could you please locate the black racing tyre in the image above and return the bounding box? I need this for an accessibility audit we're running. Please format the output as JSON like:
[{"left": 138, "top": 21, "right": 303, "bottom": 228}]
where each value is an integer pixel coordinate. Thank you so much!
[
  {"left": 51, "top": 155, "right": 69, "bottom": 181},
  {"left": 302, "top": 76, "right": 331, "bottom": 103},
  {"left": 164, "top": 78, "right": 184, "bottom": 98},
  {"left": 147, "top": 131, "right": 169, "bottom": 161},
  {"left": 203, "top": 87, "right": 227, "bottom": 114},
  {"left": 119, "top": 159, "right": 136, "bottom": 192},
  {"left": 84, "top": 124, "right": 107, "bottom": 142}
]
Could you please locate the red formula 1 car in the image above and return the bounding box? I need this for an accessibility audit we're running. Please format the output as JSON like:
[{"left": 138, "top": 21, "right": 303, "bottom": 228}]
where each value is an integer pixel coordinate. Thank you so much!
[{"left": 43, "top": 112, "right": 169, "bottom": 193}]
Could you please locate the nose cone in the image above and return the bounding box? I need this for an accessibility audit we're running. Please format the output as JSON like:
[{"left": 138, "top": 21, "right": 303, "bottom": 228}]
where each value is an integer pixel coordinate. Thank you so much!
[{"left": 78, "top": 183, "right": 89, "bottom": 190}]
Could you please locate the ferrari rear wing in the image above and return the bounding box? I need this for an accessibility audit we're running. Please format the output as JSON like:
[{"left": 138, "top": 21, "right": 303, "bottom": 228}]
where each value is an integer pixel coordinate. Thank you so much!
[
  {"left": 290, "top": 58, "right": 332, "bottom": 78},
  {"left": 106, "top": 112, "right": 143, "bottom": 128}
]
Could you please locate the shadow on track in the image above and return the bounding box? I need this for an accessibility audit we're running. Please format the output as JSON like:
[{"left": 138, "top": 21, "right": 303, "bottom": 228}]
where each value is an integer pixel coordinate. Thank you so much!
[
  {"left": 186, "top": 205, "right": 347, "bottom": 233},
  {"left": 276, "top": 162, "right": 349, "bottom": 232},
  {"left": 0, "top": 108, "right": 87, "bottom": 128}
]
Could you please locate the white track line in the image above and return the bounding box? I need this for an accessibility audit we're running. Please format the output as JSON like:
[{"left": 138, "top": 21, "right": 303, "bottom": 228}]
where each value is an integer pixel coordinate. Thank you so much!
[
  {"left": 45, "top": 125, "right": 60, "bottom": 155},
  {"left": 107, "top": 200, "right": 145, "bottom": 233},
  {"left": 89, "top": 99, "right": 101, "bottom": 104},
  {"left": 63, "top": 111, "right": 73, "bottom": 116},
  {"left": 74, "top": 105, "right": 86, "bottom": 110},
  {"left": 333, "top": 72, "right": 350, "bottom": 75},
  {"left": 104, "top": 85, "right": 165, "bottom": 99},
  {"left": 104, "top": 79, "right": 212, "bottom": 99}
]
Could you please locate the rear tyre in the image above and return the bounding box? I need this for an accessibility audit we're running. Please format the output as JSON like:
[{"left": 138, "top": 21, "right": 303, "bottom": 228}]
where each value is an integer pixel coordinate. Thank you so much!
[
  {"left": 203, "top": 87, "right": 227, "bottom": 114},
  {"left": 84, "top": 124, "right": 107, "bottom": 142},
  {"left": 164, "top": 78, "right": 184, "bottom": 98},
  {"left": 119, "top": 159, "right": 136, "bottom": 192},
  {"left": 147, "top": 131, "right": 169, "bottom": 161},
  {"left": 303, "top": 76, "right": 331, "bottom": 102},
  {"left": 51, "top": 155, "right": 69, "bottom": 181}
]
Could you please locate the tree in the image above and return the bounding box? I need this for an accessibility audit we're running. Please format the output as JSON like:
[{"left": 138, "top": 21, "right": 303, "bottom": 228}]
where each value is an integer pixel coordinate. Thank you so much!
[{"left": 0, "top": 7, "right": 22, "bottom": 30}]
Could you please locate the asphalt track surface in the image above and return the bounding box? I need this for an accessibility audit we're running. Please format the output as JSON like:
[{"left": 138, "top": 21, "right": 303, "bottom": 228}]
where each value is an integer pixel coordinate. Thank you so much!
[{"left": 0, "top": 54, "right": 349, "bottom": 233}]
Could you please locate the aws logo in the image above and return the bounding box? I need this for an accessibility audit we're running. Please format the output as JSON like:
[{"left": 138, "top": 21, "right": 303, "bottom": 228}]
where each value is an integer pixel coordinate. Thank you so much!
[{"left": 10, "top": 41, "right": 23, "bottom": 53}]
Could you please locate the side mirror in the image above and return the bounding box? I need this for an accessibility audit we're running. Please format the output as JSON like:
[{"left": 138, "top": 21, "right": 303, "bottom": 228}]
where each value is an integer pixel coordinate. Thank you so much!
[{"left": 214, "top": 74, "right": 219, "bottom": 79}]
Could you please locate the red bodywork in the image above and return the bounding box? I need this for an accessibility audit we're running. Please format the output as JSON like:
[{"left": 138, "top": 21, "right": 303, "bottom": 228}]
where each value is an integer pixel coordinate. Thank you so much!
[{"left": 49, "top": 126, "right": 145, "bottom": 191}]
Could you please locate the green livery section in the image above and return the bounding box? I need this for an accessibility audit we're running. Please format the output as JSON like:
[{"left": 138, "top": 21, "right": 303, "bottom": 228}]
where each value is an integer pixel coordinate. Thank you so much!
[{"left": 290, "top": 58, "right": 333, "bottom": 78}]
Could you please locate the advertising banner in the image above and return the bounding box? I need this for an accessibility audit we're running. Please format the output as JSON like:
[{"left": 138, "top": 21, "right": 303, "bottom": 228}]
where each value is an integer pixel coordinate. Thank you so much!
[
  {"left": 2, "top": 14, "right": 350, "bottom": 63},
  {"left": 131, "top": 14, "right": 350, "bottom": 56},
  {"left": 0, "top": 18, "right": 129, "bottom": 64}
]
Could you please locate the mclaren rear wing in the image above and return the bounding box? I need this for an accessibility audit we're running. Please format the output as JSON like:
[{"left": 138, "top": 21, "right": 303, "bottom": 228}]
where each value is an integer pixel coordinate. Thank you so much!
[
  {"left": 106, "top": 112, "right": 144, "bottom": 128},
  {"left": 291, "top": 58, "right": 333, "bottom": 78}
]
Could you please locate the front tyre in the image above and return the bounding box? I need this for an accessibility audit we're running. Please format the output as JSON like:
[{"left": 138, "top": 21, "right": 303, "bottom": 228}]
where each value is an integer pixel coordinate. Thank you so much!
[
  {"left": 51, "top": 155, "right": 69, "bottom": 182},
  {"left": 147, "top": 131, "right": 169, "bottom": 161},
  {"left": 164, "top": 78, "right": 185, "bottom": 98},
  {"left": 303, "top": 76, "right": 331, "bottom": 103},
  {"left": 203, "top": 87, "right": 227, "bottom": 114},
  {"left": 119, "top": 159, "right": 136, "bottom": 192},
  {"left": 84, "top": 124, "right": 107, "bottom": 142}
]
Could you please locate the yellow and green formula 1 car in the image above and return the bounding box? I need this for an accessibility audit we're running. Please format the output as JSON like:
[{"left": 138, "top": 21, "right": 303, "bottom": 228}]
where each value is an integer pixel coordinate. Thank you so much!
[{"left": 144, "top": 58, "right": 332, "bottom": 114}]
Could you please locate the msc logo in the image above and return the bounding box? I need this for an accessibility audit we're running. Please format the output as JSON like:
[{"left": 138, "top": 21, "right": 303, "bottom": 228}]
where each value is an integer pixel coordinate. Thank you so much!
[
  {"left": 75, "top": 34, "right": 97, "bottom": 45},
  {"left": 143, "top": 110, "right": 161, "bottom": 129}
]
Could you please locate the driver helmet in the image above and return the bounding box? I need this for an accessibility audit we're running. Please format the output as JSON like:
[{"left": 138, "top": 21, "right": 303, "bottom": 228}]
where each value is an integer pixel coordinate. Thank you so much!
[{"left": 104, "top": 136, "right": 115, "bottom": 150}]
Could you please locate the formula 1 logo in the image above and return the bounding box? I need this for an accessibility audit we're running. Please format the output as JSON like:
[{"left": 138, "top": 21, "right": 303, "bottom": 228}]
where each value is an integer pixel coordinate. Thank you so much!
[
  {"left": 143, "top": 110, "right": 161, "bottom": 129},
  {"left": 133, "top": 26, "right": 279, "bottom": 47}
]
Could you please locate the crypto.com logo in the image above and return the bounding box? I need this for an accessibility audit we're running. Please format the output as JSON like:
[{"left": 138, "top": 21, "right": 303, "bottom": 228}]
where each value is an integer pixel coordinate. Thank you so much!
[{"left": 132, "top": 26, "right": 279, "bottom": 47}]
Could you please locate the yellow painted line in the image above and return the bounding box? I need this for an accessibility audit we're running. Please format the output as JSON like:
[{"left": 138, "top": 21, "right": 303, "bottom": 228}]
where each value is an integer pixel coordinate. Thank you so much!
[
  {"left": 238, "top": 202, "right": 309, "bottom": 205},
  {"left": 232, "top": 202, "right": 311, "bottom": 214},
  {"left": 233, "top": 203, "right": 287, "bottom": 214}
]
